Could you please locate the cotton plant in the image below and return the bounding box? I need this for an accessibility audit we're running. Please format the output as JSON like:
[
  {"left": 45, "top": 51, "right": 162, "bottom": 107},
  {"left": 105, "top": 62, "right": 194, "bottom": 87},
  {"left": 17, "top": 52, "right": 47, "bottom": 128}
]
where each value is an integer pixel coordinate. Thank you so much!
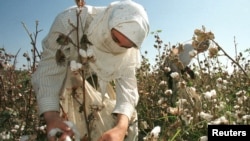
[
  {"left": 52, "top": 0, "right": 95, "bottom": 140},
  {"left": 192, "top": 25, "right": 214, "bottom": 53},
  {"left": 3, "top": 16, "right": 250, "bottom": 141},
  {"left": 208, "top": 46, "right": 219, "bottom": 58},
  {"left": 0, "top": 48, "right": 15, "bottom": 70}
]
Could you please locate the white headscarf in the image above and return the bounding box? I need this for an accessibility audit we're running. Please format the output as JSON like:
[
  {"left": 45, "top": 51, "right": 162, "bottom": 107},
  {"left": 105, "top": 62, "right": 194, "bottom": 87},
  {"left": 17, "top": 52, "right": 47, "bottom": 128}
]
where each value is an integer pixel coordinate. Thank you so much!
[
  {"left": 86, "top": 0, "right": 149, "bottom": 81},
  {"left": 179, "top": 43, "right": 194, "bottom": 67}
]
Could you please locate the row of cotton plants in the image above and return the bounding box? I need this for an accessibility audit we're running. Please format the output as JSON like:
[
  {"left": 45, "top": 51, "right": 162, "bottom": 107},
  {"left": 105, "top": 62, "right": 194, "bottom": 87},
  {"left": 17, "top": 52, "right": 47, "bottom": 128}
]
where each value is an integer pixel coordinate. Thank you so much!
[{"left": 136, "top": 27, "right": 250, "bottom": 140}]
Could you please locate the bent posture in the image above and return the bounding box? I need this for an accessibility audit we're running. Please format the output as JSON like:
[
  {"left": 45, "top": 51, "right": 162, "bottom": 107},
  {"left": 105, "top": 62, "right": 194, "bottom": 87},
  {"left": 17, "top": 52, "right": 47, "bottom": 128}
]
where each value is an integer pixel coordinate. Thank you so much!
[{"left": 32, "top": 0, "right": 149, "bottom": 140}]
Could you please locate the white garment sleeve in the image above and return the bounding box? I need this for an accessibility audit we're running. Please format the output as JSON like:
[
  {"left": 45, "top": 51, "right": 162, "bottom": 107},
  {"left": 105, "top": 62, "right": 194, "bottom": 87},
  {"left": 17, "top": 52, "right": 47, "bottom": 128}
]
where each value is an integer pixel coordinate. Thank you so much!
[
  {"left": 31, "top": 16, "right": 68, "bottom": 116},
  {"left": 112, "top": 75, "right": 139, "bottom": 120},
  {"left": 31, "top": 7, "right": 81, "bottom": 116}
]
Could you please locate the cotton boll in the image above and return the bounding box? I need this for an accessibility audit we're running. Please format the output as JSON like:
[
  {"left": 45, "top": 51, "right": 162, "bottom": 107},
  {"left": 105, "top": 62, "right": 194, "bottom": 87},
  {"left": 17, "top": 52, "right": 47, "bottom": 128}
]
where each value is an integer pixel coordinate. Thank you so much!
[
  {"left": 167, "top": 107, "right": 182, "bottom": 115},
  {"left": 237, "top": 97, "right": 243, "bottom": 105},
  {"left": 70, "top": 60, "right": 82, "bottom": 71},
  {"left": 159, "top": 80, "right": 167, "bottom": 86},
  {"left": 14, "top": 124, "right": 20, "bottom": 129},
  {"left": 143, "top": 126, "right": 161, "bottom": 140},
  {"left": 234, "top": 105, "right": 240, "bottom": 109},
  {"left": 216, "top": 77, "right": 223, "bottom": 83},
  {"left": 87, "top": 47, "right": 94, "bottom": 57},
  {"left": 199, "top": 112, "right": 213, "bottom": 121},
  {"left": 216, "top": 101, "right": 226, "bottom": 111},
  {"left": 170, "top": 72, "right": 179, "bottom": 79},
  {"left": 208, "top": 46, "right": 218, "bottom": 57},
  {"left": 70, "top": 60, "right": 77, "bottom": 71},
  {"left": 176, "top": 99, "right": 187, "bottom": 105},
  {"left": 164, "top": 89, "right": 172, "bottom": 96},
  {"left": 79, "top": 49, "right": 87, "bottom": 58},
  {"left": 164, "top": 66, "right": 171, "bottom": 72},
  {"left": 49, "top": 121, "right": 80, "bottom": 141},
  {"left": 235, "top": 90, "right": 246, "bottom": 96},
  {"left": 157, "top": 97, "right": 164, "bottom": 105},
  {"left": 150, "top": 126, "right": 161, "bottom": 138},
  {"left": 210, "top": 116, "right": 228, "bottom": 125},
  {"left": 199, "top": 136, "right": 208, "bottom": 141},
  {"left": 242, "top": 115, "right": 250, "bottom": 120},
  {"left": 5, "top": 132, "right": 10, "bottom": 140},
  {"left": 203, "top": 89, "right": 216, "bottom": 100},
  {"left": 243, "top": 96, "right": 248, "bottom": 101}
]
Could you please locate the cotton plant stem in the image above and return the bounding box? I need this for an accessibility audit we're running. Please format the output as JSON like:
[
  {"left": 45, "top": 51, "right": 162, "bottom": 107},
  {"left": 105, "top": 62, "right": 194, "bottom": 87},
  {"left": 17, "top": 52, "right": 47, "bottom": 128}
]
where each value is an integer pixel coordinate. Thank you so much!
[
  {"left": 211, "top": 40, "right": 249, "bottom": 78},
  {"left": 21, "top": 21, "right": 43, "bottom": 129},
  {"left": 0, "top": 75, "right": 5, "bottom": 107},
  {"left": 21, "top": 21, "right": 42, "bottom": 70},
  {"left": 75, "top": 6, "right": 91, "bottom": 140}
]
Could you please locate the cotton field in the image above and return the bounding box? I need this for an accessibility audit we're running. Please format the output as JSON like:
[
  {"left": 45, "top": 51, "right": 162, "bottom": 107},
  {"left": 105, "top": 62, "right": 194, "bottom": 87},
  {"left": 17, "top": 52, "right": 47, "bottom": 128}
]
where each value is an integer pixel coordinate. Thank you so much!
[{"left": 0, "top": 25, "right": 249, "bottom": 141}]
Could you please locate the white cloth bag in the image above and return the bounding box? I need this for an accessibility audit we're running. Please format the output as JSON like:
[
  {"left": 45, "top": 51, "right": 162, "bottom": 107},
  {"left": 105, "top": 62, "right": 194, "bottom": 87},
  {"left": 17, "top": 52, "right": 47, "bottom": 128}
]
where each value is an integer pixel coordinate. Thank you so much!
[{"left": 60, "top": 69, "right": 138, "bottom": 141}]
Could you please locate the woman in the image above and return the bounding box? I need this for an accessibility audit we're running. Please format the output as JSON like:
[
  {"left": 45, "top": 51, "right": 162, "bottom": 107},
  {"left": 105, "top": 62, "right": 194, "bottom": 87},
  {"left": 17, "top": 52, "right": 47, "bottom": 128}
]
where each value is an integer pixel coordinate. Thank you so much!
[
  {"left": 31, "top": 0, "right": 149, "bottom": 141},
  {"left": 164, "top": 42, "right": 209, "bottom": 106}
]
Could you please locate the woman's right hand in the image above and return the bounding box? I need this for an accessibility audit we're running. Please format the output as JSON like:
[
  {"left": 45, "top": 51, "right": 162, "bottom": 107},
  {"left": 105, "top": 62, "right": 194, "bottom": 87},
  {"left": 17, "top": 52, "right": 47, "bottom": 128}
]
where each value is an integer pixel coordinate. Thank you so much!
[{"left": 44, "top": 111, "right": 74, "bottom": 141}]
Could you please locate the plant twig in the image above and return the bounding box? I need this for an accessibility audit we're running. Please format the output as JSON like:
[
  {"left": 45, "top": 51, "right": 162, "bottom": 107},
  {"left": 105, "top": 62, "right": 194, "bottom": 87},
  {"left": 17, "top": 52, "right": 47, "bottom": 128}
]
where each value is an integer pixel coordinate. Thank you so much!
[
  {"left": 212, "top": 39, "right": 249, "bottom": 79},
  {"left": 21, "top": 21, "right": 42, "bottom": 72}
]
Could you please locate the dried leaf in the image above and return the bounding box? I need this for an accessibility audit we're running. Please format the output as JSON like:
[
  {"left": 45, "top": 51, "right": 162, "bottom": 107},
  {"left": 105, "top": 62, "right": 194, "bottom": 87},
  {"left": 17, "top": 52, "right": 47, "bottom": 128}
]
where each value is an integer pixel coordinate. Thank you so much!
[
  {"left": 55, "top": 49, "right": 66, "bottom": 66},
  {"left": 56, "top": 34, "right": 71, "bottom": 45},
  {"left": 80, "top": 34, "right": 92, "bottom": 50}
]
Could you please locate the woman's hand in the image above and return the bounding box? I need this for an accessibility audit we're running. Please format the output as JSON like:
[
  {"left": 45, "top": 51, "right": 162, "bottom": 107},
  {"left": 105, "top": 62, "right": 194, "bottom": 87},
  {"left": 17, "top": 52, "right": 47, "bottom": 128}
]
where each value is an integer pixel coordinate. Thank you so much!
[
  {"left": 98, "top": 114, "right": 128, "bottom": 141},
  {"left": 44, "top": 111, "right": 74, "bottom": 141}
]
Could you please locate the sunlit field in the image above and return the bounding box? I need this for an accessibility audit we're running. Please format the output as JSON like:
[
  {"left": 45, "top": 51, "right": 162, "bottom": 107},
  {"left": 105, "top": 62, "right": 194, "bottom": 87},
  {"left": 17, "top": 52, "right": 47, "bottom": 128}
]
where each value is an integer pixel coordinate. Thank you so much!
[{"left": 0, "top": 23, "right": 249, "bottom": 141}]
